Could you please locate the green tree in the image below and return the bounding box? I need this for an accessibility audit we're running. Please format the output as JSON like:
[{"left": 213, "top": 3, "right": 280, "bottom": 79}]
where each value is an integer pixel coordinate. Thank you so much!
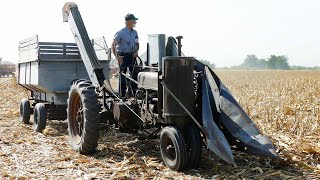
[
  {"left": 267, "top": 55, "right": 290, "bottom": 70},
  {"left": 242, "top": 54, "right": 259, "bottom": 68},
  {"left": 240, "top": 54, "right": 269, "bottom": 69},
  {"left": 258, "top": 58, "right": 268, "bottom": 69}
]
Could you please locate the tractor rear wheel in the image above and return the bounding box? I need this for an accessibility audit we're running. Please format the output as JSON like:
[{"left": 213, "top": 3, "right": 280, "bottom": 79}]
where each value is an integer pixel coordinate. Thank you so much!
[
  {"left": 33, "top": 103, "right": 47, "bottom": 132},
  {"left": 20, "top": 98, "right": 30, "bottom": 124},
  {"left": 67, "top": 80, "right": 100, "bottom": 154},
  {"left": 185, "top": 124, "right": 202, "bottom": 169},
  {"left": 160, "top": 126, "right": 187, "bottom": 171}
]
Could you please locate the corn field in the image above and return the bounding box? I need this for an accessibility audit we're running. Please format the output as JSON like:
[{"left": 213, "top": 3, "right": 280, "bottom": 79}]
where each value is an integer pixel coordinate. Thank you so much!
[
  {"left": 216, "top": 70, "right": 320, "bottom": 138},
  {"left": 0, "top": 70, "right": 319, "bottom": 179}
]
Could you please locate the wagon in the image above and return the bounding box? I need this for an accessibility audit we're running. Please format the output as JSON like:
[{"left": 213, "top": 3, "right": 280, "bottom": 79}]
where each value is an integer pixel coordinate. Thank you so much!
[{"left": 18, "top": 35, "right": 111, "bottom": 131}]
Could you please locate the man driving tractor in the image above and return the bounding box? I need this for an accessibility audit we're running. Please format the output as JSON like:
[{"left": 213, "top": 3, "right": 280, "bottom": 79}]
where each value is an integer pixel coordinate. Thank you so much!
[{"left": 112, "top": 13, "right": 139, "bottom": 98}]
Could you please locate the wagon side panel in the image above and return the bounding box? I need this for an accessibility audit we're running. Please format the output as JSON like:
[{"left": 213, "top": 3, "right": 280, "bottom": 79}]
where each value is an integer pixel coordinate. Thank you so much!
[
  {"left": 38, "top": 61, "right": 78, "bottom": 93},
  {"left": 18, "top": 61, "right": 39, "bottom": 89}
]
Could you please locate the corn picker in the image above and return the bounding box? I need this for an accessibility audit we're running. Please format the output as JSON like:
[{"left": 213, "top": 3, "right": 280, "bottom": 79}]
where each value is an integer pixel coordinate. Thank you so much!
[{"left": 18, "top": 2, "right": 278, "bottom": 171}]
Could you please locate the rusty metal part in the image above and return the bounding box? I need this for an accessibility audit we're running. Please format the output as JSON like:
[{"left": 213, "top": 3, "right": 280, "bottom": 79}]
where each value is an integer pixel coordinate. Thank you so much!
[
  {"left": 113, "top": 102, "right": 132, "bottom": 126},
  {"left": 69, "top": 91, "right": 83, "bottom": 145},
  {"left": 113, "top": 100, "right": 141, "bottom": 130}
]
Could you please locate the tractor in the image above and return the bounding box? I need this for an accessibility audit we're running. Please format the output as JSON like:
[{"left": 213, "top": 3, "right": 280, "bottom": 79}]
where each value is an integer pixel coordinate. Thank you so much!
[{"left": 18, "top": 2, "right": 278, "bottom": 171}]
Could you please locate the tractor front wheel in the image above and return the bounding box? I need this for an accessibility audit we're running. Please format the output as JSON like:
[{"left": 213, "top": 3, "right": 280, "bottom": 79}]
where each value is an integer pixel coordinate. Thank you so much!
[
  {"left": 185, "top": 124, "right": 202, "bottom": 169},
  {"left": 160, "top": 126, "right": 187, "bottom": 171},
  {"left": 67, "top": 80, "right": 100, "bottom": 154}
]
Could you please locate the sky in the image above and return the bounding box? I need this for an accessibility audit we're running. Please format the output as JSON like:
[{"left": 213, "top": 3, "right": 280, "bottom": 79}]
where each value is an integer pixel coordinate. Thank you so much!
[{"left": 0, "top": 0, "right": 319, "bottom": 67}]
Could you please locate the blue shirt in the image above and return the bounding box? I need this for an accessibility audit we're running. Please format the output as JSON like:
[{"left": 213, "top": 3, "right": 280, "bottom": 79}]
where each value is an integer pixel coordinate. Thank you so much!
[{"left": 114, "top": 27, "right": 139, "bottom": 53}]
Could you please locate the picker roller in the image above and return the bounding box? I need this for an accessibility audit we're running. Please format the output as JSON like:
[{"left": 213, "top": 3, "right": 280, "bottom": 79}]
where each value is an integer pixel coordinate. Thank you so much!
[{"left": 62, "top": 2, "right": 278, "bottom": 170}]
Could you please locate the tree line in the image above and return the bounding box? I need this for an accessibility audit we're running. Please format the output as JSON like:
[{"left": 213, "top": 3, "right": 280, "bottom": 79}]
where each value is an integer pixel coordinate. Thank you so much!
[
  {"left": 193, "top": 55, "right": 319, "bottom": 70},
  {"left": 239, "top": 54, "right": 291, "bottom": 69},
  {"left": 232, "top": 54, "right": 319, "bottom": 70}
]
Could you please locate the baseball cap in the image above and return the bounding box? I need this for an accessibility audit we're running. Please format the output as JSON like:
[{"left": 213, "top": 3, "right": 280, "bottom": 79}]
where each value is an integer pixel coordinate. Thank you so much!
[{"left": 125, "top": 13, "right": 138, "bottom": 21}]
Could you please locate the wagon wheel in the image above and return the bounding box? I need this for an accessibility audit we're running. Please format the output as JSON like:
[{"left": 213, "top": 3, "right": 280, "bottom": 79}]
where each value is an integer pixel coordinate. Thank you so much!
[
  {"left": 67, "top": 79, "right": 100, "bottom": 154},
  {"left": 33, "top": 103, "right": 47, "bottom": 132},
  {"left": 20, "top": 98, "right": 30, "bottom": 124},
  {"left": 160, "top": 126, "right": 187, "bottom": 171},
  {"left": 185, "top": 123, "right": 202, "bottom": 169}
]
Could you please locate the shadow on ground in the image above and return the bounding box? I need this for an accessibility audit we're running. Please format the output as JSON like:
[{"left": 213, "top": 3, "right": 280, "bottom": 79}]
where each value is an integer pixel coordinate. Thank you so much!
[{"left": 44, "top": 118, "right": 304, "bottom": 179}]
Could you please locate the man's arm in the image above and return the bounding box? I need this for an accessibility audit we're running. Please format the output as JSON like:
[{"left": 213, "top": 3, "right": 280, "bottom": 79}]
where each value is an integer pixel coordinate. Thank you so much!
[
  {"left": 112, "top": 39, "right": 123, "bottom": 65},
  {"left": 133, "top": 31, "right": 139, "bottom": 57},
  {"left": 133, "top": 42, "right": 139, "bottom": 58},
  {"left": 113, "top": 31, "right": 122, "bottom": 58},
  {"left": 112, "top": 40, "right": 118, "bottom": 58}
]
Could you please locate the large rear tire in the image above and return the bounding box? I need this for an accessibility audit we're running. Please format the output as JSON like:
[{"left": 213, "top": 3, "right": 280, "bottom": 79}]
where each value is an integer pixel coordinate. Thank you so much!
[
  {"left": 160, "top": 126, "right": 187, "bottom": 171},
  {"left": 20, "top": 98, "right": 30, "bottom": 124},
  {"left": 33, "top": 103, "right": 47, "bottom": 132},
  {"left": 67, "top": 80, "right": 100, "bottom": 154}
]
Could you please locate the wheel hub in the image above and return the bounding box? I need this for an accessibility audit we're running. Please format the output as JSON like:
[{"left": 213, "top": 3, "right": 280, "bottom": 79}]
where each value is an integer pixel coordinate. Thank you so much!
[
  {"left": 70, "top": 92, "right": 84, "bottom": 145},
  {"left": 164, "top": 137, "right": 176, "bottom": 161}
]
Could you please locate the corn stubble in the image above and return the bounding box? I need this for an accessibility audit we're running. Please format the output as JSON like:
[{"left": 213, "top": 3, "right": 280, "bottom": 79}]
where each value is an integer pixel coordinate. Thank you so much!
[{"left": 0, "top": 71, "right": 319, "bottom": 179}]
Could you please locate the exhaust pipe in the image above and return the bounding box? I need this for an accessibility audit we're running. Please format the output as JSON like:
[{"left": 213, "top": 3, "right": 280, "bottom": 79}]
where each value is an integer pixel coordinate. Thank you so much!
[{"left": 176, "top": 36, "right": 183, "bottom": 56}]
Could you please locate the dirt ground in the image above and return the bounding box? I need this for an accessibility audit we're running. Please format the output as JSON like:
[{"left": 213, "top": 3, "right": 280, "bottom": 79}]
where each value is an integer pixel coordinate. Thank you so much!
[{"left": 0, "top": 72, "right": 319, "bottom": 179}]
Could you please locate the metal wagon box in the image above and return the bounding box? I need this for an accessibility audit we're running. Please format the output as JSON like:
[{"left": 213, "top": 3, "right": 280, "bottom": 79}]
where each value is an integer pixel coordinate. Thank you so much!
[{"left": 18, "top": 35, "right": 110, "bottom": 105}]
